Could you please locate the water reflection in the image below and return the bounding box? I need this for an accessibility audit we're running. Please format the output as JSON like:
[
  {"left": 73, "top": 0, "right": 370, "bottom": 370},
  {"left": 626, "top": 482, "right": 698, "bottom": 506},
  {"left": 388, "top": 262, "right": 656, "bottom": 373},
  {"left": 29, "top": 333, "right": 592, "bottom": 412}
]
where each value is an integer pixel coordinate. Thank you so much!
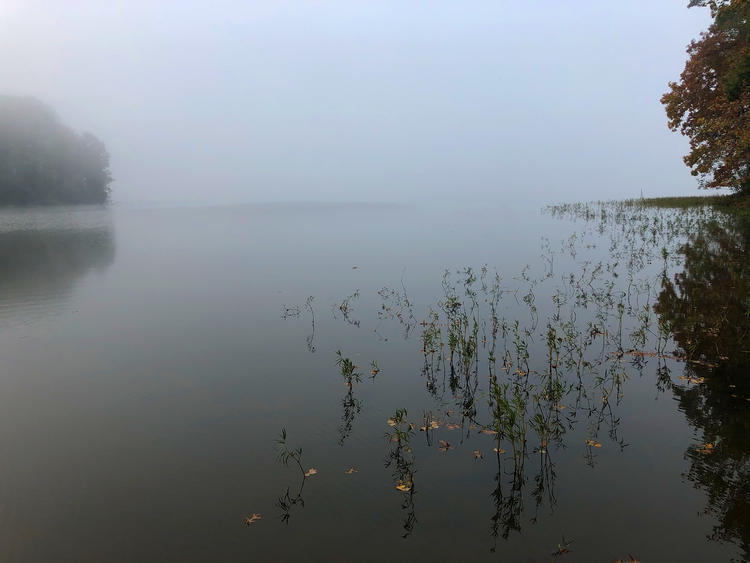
[
  {"left": 655, "top": 213, "right": 750, "bottom": 557},
  {"left": 0, "top": 209, "right": 115, "bottom": 327},
  {"left": 272, "top": 201, "right": 750, "bottom": 559}
]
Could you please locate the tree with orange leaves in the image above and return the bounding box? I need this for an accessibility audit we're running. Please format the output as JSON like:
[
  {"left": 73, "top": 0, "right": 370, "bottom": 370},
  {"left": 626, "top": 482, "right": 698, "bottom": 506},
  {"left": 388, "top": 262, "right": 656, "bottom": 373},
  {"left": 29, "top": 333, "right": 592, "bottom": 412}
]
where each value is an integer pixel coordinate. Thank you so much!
[{"left": 663, "top": 0, "right": 750, "bottom": 193}]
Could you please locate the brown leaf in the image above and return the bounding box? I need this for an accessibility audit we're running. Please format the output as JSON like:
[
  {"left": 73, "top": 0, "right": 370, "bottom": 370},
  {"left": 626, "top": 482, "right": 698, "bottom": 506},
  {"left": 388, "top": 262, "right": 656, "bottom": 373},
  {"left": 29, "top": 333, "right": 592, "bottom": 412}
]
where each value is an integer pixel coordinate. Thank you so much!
[
  {"left": 473, "top": 449, "right": 483, "bottom": 460},
  {"left": 244, "top": 513, "right": 261, "bottom": 525},
  {"left": 585, "top": 439, "right": 602, "bottom": 448},
  {"left": 304, "top": 468, "right": 318, "bottom": 477},
  {"left": 345, "top": 467, "right": 358, "bottom": 474},
  {"left": 439, "top": 440, "right": 454, "bottom": 452}
]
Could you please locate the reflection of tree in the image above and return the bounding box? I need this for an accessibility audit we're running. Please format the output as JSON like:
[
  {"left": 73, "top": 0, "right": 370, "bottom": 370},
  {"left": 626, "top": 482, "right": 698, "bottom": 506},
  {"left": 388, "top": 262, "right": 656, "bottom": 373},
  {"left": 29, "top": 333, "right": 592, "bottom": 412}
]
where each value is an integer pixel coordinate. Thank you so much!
[
  {"left": 655, "top": 217, "right": 750, "bottom": 370},
  {"left": 655, "top": 215, "right": 750, "bottom": 559},
  {"left": 0, "top": 224, "right": 115, "bottom": 325}
]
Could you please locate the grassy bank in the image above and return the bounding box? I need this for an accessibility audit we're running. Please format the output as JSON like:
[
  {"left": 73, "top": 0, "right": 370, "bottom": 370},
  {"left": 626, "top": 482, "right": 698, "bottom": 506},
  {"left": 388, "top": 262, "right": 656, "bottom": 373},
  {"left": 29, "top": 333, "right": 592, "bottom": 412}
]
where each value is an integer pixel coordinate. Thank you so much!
[{"left": 622, "top": 193, "right": 750, "bottom": 213}]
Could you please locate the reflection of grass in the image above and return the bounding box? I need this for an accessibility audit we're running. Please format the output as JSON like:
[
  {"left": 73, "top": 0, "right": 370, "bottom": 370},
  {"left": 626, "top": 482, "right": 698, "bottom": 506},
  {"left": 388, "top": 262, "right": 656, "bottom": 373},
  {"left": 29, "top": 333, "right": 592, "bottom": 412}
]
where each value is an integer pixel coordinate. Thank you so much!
[
  {"left": 385, "top": 408, "right": 417, "bottom": 538},
  {"left": 275, "top": 429, "right": 311, "bottom": 524},
  {"left": 273, "top": 199, "right": 750, "bottom": 556}
]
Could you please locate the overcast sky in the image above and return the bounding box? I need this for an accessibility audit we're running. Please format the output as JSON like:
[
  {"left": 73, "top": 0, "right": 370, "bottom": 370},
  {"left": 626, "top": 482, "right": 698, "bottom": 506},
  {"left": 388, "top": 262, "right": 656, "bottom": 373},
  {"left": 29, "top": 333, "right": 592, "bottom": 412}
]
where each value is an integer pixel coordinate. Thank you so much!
[{"left": 0, "top": 1, "right": 712, "bottom": 205}]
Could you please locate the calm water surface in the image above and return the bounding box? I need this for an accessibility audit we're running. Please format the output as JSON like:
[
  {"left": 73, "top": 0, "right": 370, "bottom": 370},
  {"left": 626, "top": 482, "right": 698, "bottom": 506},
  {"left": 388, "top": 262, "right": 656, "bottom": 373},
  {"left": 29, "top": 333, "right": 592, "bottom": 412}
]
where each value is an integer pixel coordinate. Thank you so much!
[{"left": 0, "top": 201, "right": 746, "bottom": 562}]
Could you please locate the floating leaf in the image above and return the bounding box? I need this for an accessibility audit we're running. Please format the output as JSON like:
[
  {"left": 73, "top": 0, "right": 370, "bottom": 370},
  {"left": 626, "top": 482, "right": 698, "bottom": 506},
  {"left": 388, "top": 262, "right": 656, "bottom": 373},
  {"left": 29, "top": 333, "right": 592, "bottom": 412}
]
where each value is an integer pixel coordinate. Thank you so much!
[
  {"left": 493, "top": 447, "right": 505, "bottom": 454},
  {"left": 698, "top": 443, "right": 714, "bottom": 454},
  {"left": 480, "top": 428, "right": 498, "bottom": 435},
  {"left": 446, "top": 423, "right": 460, "bottom": 430},
  {"left": 473, "top": 449, "right": 483, "bottom": 460},
  {"left": 244, "top": 513, "right": 261, "bottom": 525},
  {"left": 438, "top": 440, "right": 454, "bottom": 452},
  {"left": 386, "top": 418, "right": 397, "bottom": 427},
  {"left": 678, "top": 375, "right": 706, "bottom": 384},
  {"left": 585, "top": 439, "right": 602, "bottom": 448},
  {"left": 304, "top": 468, "right": 318, "bottom": 477},
  {"left": 345, "top": 467, "right": 358, "bottom": 474},
  {"left": 429, "top": 421, "right": 440, "bottom": 429},
  {"left": 395, "top": 480, "right": 412, "bottom": 492}
]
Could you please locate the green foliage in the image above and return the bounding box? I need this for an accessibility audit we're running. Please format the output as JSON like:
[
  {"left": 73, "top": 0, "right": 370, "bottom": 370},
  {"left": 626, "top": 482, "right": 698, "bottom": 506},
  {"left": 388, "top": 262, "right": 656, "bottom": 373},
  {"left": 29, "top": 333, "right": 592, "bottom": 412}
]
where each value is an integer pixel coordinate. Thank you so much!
[{"left": 0, "top": 96, "right": 112, "bottom": 204}]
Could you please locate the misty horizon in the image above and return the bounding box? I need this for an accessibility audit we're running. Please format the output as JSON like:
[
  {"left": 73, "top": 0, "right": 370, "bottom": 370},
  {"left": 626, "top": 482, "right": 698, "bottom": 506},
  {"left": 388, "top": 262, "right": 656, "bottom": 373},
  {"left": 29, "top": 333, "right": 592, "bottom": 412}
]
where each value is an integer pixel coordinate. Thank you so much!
[{"left": 1, "top": 2, "right": 713, "bottom": 205}]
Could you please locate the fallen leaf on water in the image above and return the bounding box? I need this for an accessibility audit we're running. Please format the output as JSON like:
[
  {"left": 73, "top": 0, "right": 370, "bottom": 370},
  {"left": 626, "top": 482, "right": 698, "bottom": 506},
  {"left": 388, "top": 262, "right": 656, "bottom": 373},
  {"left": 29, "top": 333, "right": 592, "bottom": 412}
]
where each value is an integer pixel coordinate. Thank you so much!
[
  {"left": 446, "top": 423, "right": 460, "bottom": 430},
  {"left": 698, "top": 443, "right": 714, "bottom": 454},
  {"left": 408, "top": 423, "right": 416, "bottom": 431},
  {"left": 429, "top": 421, "right": 440, "bottom": 429},
  {"left": 493, "top": 447, "right": 505, "bottom": 454},
  {"left": 304, "top": 468, "right": 318, "bottom": 477},
  {"left": 679, "top": 375, "right": 706, "bottom": 384},
  {"left": 386, "top": 418, "right": 397, "bottom": 427},
  {"left": 554, "top": 404, "right": 566, "bottom": 410},
  {"left": 585, "top": 439, "right": 602, "bottom": 448},
  {"left": 614, "top": 556, "right": 640, "bottom": 563},
  {"left": 419, "top": 426, "right": 427, "bottom": 432},
  {"left": 439, "top": 440, "right": 454, "bottom": 452},
  {"left": 395, "top": 480, "right": 412, "bottom": 492},
  {"left": 345, "top": 467, "right": 358, "bottom": 474},
  {"left": 244, "top": 513, "right": 261, "bottom": 525},
  {"left": 473, "top": 450, "right": 483, "bottom": 460},
  {"left": 481, "top": 428, "right": 498, "bottom": 435}
]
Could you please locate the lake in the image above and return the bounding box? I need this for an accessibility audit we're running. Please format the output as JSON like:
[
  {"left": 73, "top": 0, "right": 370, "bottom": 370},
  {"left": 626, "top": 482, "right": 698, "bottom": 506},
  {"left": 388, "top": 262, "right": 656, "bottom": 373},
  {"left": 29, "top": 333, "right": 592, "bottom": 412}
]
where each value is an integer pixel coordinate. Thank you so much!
[{"left": 0, "top": 200, "right": 747, "bottom": 562}]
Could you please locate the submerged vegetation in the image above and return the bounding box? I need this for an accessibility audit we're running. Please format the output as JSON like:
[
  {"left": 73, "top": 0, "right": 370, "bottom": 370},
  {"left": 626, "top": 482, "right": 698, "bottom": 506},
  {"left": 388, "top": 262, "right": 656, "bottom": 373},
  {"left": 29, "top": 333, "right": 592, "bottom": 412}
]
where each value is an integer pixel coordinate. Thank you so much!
[{"left": 273, "top": 199, "right": 750, "bottom": 560}]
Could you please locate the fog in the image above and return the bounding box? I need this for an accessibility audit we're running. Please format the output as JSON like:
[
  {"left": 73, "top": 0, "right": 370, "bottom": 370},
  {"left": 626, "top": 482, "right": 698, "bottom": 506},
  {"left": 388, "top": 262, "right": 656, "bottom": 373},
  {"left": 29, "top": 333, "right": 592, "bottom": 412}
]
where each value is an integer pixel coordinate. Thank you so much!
[{"left": 0, "top": 1, "right": 711, "bottom": 205}]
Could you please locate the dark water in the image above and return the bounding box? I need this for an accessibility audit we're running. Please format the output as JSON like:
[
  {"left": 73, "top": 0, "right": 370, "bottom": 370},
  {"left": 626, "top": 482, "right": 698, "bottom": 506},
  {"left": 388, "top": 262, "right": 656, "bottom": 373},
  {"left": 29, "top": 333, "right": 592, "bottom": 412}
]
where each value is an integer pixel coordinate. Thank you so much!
[{"left": 0, "top": 201, "right": 747, "bottom": 562}]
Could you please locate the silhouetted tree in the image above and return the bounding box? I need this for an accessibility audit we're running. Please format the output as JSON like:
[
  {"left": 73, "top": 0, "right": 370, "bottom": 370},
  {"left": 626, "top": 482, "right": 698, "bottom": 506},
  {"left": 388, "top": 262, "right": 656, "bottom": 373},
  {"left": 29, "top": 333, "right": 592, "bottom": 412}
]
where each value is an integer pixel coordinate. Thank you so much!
[{"left": 0, "top": 96, "right": 112, "bottom": 204}]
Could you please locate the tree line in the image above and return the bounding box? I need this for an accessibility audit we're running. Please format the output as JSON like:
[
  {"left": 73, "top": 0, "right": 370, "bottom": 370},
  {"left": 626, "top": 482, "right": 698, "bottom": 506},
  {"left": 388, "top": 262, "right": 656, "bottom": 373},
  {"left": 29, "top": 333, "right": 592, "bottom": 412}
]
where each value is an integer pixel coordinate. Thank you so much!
[{"left": 0, "top": 96, "right": 112, "bottom": 205}]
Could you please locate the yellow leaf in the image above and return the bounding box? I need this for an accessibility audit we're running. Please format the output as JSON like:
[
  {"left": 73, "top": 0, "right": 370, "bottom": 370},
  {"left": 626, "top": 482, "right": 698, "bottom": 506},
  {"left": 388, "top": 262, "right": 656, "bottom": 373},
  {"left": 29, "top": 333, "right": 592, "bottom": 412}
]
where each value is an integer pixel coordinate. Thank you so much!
[
  {"left": 386, "top": 418, "right": 397, "bottom": 427},
  {"left": 473, "top": 449, "right": 483, "bottom": 460},
  {"left": 698, "top": 443, "right": 714, "bottom": 454},
  {"left": 493, "top": 447, "right": 505, "bottom": 453},
  {"left": 585, "top": 439, "right": 602, "bottom": 448},
  {"left": 304, "top": 468, "right": 318, "bottom": 477}
]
